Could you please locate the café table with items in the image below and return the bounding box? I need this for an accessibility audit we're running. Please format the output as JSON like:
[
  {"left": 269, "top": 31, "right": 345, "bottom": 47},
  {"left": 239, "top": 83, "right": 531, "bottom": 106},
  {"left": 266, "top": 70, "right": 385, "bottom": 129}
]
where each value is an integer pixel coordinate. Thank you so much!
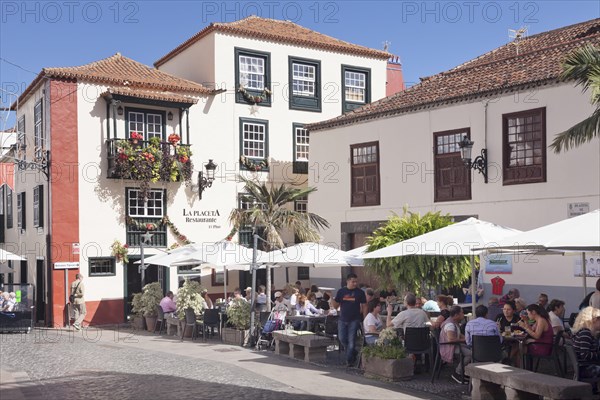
[{"left": 286, "top": 314, "right": 327, "bottom": 332}]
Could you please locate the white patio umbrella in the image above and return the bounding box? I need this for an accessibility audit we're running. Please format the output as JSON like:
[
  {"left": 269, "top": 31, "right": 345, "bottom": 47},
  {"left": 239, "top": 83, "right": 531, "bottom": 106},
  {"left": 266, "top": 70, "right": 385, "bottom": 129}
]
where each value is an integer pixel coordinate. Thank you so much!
[
  {"left": 345, "top": 245, "right": 368, "bottom": 266},
  {"left": 0, "top": 249, "right": 25, "bottom": 263},
  {"left": 140, "top": 245, "right": 203, "bottom": 267},
  {"left": 171, "top": 241, "right": 269, "bottom": 300},
  {"left": 475, "top": 209, "right": 600, "bottom": 294},
  {"left": 268, "top": 242, "right": 357, "bottom": 267},
  {"left": 361, "top": 217, "right": 522, "bottom": 313}
]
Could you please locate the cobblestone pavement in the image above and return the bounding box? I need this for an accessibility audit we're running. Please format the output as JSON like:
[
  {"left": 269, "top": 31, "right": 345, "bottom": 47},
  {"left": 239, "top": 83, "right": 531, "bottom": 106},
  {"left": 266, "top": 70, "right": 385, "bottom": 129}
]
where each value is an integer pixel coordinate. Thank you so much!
[{"left": 0, "top": 326, "right": 464, "bottom": 400}]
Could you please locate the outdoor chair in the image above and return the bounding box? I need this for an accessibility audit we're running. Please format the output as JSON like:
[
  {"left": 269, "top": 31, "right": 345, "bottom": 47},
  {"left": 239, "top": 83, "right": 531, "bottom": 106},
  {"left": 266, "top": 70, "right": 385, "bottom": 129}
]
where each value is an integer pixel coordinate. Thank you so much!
[
  {"left": 317, "top": 314, "right": 340, "bottom": 352},
  {"left": 154, "top": 305, "right": 166, "bottom": 335},
  {"left": 472, "top": 335, "right": 503, "bottom": 363},
  {"left": 430, "top": 333, "right": 465, "bottom": 384},
  {"left": 565, "top": 343, "right": 600, "bottom": 387},
  {"left": 525, "top": 333, "right": 564, "bottom": 377},
  {"left": 403, "top": 327, "right": 432, "bottom": 373},
  {"left": 201, "top": 309, "right": 221, "bottom": 341},
  {"left": 181, "top": 308, "right": 202, "bottom": 341}
]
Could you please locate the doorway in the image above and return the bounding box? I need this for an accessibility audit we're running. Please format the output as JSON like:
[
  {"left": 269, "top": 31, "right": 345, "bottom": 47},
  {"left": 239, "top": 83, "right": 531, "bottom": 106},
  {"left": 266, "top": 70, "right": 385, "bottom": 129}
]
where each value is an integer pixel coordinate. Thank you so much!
[
  {"left": 36, "top": 260, "right": 45, "bottom": 323},
  {"left": 124, "top": 258, "right": 162, "bottom": 317}
]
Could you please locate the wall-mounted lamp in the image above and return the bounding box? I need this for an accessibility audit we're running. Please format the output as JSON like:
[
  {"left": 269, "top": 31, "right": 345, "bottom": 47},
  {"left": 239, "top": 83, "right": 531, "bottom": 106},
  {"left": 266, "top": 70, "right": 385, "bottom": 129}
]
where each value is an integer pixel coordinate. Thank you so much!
[
  {"left": 167, "top": 111, "right": 174, "bottom": 121},
  {"left": 117, "top": 106, "right": 124, "bottom": 116},
  {"left": 198, "top": 159, "right": 218, "bottom": 199},
  {"left": 458, "top": 135, "right": 488, "bottom": 183}
]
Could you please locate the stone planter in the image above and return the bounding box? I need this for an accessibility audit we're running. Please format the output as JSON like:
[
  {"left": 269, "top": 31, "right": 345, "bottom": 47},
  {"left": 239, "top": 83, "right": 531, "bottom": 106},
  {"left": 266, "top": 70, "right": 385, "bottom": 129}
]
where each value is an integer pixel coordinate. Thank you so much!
[
  {"left": 222, "top": 327, "right": 249, "bottom": 346},
  {"left": 144, "top": 316, "right": 157, "bottom": 332},
  {"left": 131, "top": 315, "right": 145, "bottom": 331},
  {"left": 362, "top": 356, "right": 414, "bottom": 381}
]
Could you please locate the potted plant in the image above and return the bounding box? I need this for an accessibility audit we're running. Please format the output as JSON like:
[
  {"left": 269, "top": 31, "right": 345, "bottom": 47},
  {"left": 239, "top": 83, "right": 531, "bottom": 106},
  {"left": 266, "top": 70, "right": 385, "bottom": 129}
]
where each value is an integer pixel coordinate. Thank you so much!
[
  {"left": 223, "top": 298, "right": 251, "bottom": 346},
  {"left": 362, "top": 327, "right": 413, "bottom": 381},
  {"left": 176, "top": 278, "right": 205, "bottom": 337},
  {"left": 131, "top": 282, "right": 163, "bottom": 332}
]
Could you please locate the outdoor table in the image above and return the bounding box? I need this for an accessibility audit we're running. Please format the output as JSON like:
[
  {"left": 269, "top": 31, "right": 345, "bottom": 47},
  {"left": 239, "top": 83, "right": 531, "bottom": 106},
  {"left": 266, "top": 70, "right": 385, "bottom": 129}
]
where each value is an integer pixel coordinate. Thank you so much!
[
  {"left": 272, "top": 330, "right": 330, "bottom": 363},
  {"left": 286, "top": 315, "right": 326, "bottom": 332},
  {"left": 502, "top": 333, "right": 528, "bottom": 368}
]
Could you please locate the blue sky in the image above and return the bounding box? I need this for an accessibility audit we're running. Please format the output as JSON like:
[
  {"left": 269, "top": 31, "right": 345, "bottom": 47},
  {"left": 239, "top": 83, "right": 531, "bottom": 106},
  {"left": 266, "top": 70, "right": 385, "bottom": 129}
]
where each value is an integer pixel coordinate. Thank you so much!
[{"left": 1, "top": 0, "right": 598, "bottom": 127}]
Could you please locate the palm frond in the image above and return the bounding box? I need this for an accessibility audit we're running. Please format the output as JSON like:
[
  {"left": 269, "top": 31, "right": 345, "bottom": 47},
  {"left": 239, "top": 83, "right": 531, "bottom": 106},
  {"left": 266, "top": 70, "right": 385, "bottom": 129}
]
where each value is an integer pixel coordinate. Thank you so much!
[
  {"left": 561, "top": 45, "right": 600, "bottom": 101},
  {"left": 550, "top": 108, "right": 600, "bottom": 153}
]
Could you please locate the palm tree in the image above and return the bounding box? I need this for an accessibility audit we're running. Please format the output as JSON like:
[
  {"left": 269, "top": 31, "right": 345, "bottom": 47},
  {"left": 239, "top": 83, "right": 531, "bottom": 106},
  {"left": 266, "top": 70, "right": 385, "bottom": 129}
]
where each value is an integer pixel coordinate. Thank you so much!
[
  {"left": 229, "top": 176, "right": 330, "bottom": 309},
  {"left": 550, "top": 45, "right": 600, "bottom": 153}
]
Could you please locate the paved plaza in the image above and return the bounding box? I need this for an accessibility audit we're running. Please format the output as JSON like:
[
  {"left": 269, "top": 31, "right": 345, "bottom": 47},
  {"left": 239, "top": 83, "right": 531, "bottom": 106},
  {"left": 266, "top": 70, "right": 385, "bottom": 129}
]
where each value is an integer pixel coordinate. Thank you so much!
[{"left": 0, "top": 326, "right": 469, "bottom": 400}]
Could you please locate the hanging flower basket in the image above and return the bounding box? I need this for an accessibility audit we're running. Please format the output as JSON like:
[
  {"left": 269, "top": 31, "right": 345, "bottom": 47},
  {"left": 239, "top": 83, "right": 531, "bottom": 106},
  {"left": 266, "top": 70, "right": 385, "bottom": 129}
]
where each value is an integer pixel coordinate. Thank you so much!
[
  {"left": 239, "top": 155, "right": 268, "bottom": 172},
  {"left": 238, "top": 85, "right": 271, "bottom": 104},
  {"left": 111, "top": 240, "right": 129, "bottom": 263}
]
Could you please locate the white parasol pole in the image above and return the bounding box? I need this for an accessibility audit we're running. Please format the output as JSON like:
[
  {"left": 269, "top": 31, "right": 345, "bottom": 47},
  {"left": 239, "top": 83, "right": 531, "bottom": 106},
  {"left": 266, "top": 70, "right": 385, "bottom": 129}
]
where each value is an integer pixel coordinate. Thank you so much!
[
  {"left": 582, "top": 252, "right": 588, "bottom": 296},
  {"left": 471, "top": 253, "right": 476, "bottom": 317},
  {"left": 224, "top": 265, "right": 228, "bottom": 302}
]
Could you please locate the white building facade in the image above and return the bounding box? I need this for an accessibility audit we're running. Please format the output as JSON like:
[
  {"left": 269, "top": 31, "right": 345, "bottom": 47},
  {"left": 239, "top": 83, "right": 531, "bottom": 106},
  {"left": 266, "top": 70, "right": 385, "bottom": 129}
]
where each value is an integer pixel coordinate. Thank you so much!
[{"left": 307, "top": 18, "right": 600, "bottom": 313}]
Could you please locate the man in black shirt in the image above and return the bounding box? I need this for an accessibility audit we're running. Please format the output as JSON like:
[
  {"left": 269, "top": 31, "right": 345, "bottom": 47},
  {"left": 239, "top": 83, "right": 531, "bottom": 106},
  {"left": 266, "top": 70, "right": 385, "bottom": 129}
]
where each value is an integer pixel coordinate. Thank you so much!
[{"left": 332, "top": 273, "right": 366, "bottom": 366}]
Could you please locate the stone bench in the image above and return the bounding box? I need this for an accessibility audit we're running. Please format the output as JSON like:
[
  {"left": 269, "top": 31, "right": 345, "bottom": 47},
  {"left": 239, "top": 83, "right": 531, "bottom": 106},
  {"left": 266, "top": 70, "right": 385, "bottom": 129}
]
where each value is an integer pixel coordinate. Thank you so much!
[
  {"left": 272, "top": 331, "right": 331, "bottom": 363},
  {"left": 466, "top": 362, "right": 594, "bottom": 400}
]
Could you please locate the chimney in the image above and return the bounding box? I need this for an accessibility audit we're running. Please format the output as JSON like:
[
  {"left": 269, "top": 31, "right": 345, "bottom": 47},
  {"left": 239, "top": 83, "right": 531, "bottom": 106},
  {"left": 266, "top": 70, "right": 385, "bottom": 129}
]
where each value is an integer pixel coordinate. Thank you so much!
[{"left": 386, "top": 55, "right": 405, "bottom": 96}]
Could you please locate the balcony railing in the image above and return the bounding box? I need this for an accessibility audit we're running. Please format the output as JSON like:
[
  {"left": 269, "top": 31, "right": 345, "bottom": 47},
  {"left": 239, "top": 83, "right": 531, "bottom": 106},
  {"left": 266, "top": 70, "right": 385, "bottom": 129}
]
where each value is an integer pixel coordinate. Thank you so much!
[
  {"left": 106, "top": 138, "right": 192, "bottom": 182},
  {"left": 126, "top": 217, "right": 167, "bottom": 247}
]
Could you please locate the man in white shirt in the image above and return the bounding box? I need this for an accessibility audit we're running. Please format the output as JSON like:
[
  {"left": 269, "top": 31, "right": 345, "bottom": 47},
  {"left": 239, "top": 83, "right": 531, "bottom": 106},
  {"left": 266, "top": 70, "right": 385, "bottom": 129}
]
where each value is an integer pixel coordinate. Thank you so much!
[
  {"left": 387, "top": 293, "right": 429, "bottom": 332},
  {"left": 547, "top": 299, "right": 565, "bottom": 335}
]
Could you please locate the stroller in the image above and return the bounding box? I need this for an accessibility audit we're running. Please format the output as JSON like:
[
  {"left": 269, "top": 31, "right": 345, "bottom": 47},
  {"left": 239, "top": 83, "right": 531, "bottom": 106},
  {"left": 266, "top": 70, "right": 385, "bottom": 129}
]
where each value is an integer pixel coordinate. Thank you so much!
[{"left": 255, "top": 309, "right": 285, "bottom": 350}]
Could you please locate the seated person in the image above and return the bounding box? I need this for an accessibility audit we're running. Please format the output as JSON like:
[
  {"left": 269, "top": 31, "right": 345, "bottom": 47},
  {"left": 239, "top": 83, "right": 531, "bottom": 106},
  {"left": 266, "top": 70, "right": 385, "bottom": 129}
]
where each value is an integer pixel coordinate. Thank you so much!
[
  {"left": 229, "top": 288, "right": 245, "bottom": 304},
  {"left": 465, "top": 305, "right": 502, "bottom": 347},
  {"left": 537, "top": 293, "right": 549, "bottom": 309},
  {"left": 317, "top": 292, "right": 330, "bottom": 311},
  {"left": 1, "top": 292, "right": 16, "bottom": 312},
  {"left": 499, "top": 288, "right": 520, "bottom": 306},
  {"left": 547, "top": 299, "right": 566, "bottom": 335},
  {"left": 256, "top": 285, "right": 267, "bottom": 312},
  {"left": 272, "top": 291, "right": 290, "bottom": 320},
  {"left": 496, "top": 301, "right": 521, "bottom": 332},
  {"left": 363, "top": 300, "right": 384, "bottom": 345},
  {"left": 440, "top": 305, "right": 471, "bottom": 384},
  {"left": 159, "top": 291, "right": 177, "bottom": 314},
  {"left": 431, "top": 295, "right": 454, "bottom": 329},
  {"left": 518, "top": 304, "right": 554, "bottom": 357},
  {"left": 422, "top": 298, "right": 440, "bottom": 312},
  {"left": 201, "top": 289, "right": 213, "bottom": 310},
  {"left": 386, "top": 293, "right": 429, "bottom": 332},
  {"left": 572, "top": 307, "right": 600, "bottom": 394},
  {"left": 296, "top": 295, "right": 320, "bottom": 316},
  {"left": 486, "top": 297, "right": 503, "bottom": 321}
]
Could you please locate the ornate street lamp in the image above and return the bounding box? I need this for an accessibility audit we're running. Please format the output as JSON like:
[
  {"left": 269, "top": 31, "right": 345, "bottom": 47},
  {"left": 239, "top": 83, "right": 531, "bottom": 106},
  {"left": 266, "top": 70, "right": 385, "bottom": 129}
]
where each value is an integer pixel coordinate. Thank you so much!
[
  {"left": 458, "top": 135, "right": 488, "bottom": 183},
  {"left": 198, "top": 159, "right": 217, "bottom": 199}
]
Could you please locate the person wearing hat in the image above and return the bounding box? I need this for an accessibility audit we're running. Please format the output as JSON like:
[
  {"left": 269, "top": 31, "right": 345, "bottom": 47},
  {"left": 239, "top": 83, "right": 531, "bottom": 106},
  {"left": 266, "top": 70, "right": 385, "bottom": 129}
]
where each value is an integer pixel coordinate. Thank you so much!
[{"left": 272, "top": 291, "right": 290, "bottom": 320}]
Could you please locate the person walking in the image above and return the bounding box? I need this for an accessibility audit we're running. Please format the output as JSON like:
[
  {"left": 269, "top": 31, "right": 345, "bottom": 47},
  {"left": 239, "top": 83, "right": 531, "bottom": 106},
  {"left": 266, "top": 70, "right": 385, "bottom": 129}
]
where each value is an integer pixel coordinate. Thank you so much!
[
  {"left": 332, "top": 273, "right": 366, "bottom": 366},
  {"left": 71, "top": 274, "right": 86, "bottom": 330}
]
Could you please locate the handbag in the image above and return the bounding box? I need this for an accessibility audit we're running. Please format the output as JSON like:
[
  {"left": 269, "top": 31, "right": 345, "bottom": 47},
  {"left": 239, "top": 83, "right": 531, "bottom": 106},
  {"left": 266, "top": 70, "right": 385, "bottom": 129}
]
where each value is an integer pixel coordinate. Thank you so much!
[{"left": 70, "top": 281, "right": 81, "bottom": 304}]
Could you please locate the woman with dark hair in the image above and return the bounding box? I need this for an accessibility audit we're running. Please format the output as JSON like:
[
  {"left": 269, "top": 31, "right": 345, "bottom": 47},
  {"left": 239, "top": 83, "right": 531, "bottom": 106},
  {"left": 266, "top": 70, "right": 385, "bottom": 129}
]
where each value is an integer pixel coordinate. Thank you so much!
[
  {"left": 496, "top": 301, "right": 520, "bottom": 332},
  {"left": 363, "top": 300, "right": 384, "bottom": 345},
  {"left": 519, "top": 304, "right": 554, "bottom": 357},
  {"left": 432, "top": 295, "right": 454, "bottom": 329}
]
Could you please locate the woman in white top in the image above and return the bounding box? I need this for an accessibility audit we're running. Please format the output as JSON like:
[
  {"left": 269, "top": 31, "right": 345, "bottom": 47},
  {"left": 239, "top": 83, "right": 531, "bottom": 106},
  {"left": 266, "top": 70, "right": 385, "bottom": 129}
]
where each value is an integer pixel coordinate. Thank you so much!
[
  {"left": 364, "top": 300, "right": 384, "bottom": 345},
  {"left": 547, "top": 299, "right": 565, "bottom": 335}
]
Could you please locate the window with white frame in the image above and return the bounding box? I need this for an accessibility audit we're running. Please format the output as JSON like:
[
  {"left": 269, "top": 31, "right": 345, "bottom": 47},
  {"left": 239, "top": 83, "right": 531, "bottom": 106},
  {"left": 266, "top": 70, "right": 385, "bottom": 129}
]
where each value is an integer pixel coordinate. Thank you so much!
[
  {"left": 34, "top": 100, "right": 43, "bottom": 160},
  {"left": 294, "top": 126, "right": 309, "bottom": 161},
  {"left": 292, "top": 63, "right": 316, "bottom": 97},
  {"left": 127, "top": 109, "right": 164, "bottom": 141},
  {"left": 239, "top": 55, "right": 265, "bottom": 90},
  {"left": 127, "top": 189, "right": 164, "bottom": 217},
  {"left": 294, "top": 195, "right": 308, "bottom": 213},
  {"left": 241, "top": 119, "right": 268, "bottom": 160},
  {"left": 6, "top": 190, "right": 13, "bottom": 229},
  {"left": 345, "top": 71, "right": 366, "bottom": 102}
]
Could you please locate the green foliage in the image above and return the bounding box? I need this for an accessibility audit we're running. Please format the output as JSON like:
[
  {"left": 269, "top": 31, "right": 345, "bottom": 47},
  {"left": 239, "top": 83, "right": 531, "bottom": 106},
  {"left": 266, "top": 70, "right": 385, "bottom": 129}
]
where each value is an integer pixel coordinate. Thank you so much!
[
  {"left": 131, "top": 282, "right": 163, "bottom": 317},
  {"left": 226, "top": 298, "right": 251, "bottom": 330},
  {"left": 365, "top": 207, "right": 471, "bottom": 295},
  {"left": 176, "top": 278, "right": 205, "bottom": 321},
  {"left": 362, "top": 328, "right": 406, "bottom": 360},
  {"left": 551, "top": 44, "right": 600, "bottom": 153}
]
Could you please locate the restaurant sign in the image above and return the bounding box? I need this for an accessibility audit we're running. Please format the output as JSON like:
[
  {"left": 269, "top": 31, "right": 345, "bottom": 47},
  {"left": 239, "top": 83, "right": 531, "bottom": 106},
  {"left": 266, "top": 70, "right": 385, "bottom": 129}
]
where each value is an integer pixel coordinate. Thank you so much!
[{"left": 182, "top": 209, "right": 222, "bottom": 229}]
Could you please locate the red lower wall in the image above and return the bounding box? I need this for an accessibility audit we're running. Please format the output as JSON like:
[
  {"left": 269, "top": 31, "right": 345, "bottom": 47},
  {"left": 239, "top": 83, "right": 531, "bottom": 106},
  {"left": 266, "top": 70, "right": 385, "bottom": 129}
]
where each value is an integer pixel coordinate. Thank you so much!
[{"left": 83, "top": 299, "right": 125, "bottom": 326}]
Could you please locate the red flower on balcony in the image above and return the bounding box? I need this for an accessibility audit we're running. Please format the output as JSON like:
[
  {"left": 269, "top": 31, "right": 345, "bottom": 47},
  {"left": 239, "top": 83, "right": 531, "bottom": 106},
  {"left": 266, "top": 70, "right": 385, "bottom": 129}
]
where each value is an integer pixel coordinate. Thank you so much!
[
  {"left": 130, "top": 132, "right": 143, "bottom": 140},
  {"left": 168, "top": 133, "right": 181, "bottom": 145},
  {"left": 178, "top": 155, "right": 189, "bottom": 163},
  {"left": 117, "top": 151, "right": 128, "bottom": 161},
  {"left": 146, "top": 223, "right": 156, "bottom": 231},
  {"left": 141, "top": 152, "right": 155, "bottom": 162}
]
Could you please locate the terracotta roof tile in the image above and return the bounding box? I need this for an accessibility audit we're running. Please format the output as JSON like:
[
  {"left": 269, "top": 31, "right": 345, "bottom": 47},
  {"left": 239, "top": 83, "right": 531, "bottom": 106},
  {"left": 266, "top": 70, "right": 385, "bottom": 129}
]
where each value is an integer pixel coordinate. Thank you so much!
[
  {"left": 155, "top": 15, "right": 390, "bottom": 67},
  {"left": 102, "top": 87, "right": 200, "bottom": 104},
  {"left": 307, "top": 18, "right": 600, "bottom": 132},
  {"left": 13, "top": 53, "right": 214, "bottom": 109}
]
